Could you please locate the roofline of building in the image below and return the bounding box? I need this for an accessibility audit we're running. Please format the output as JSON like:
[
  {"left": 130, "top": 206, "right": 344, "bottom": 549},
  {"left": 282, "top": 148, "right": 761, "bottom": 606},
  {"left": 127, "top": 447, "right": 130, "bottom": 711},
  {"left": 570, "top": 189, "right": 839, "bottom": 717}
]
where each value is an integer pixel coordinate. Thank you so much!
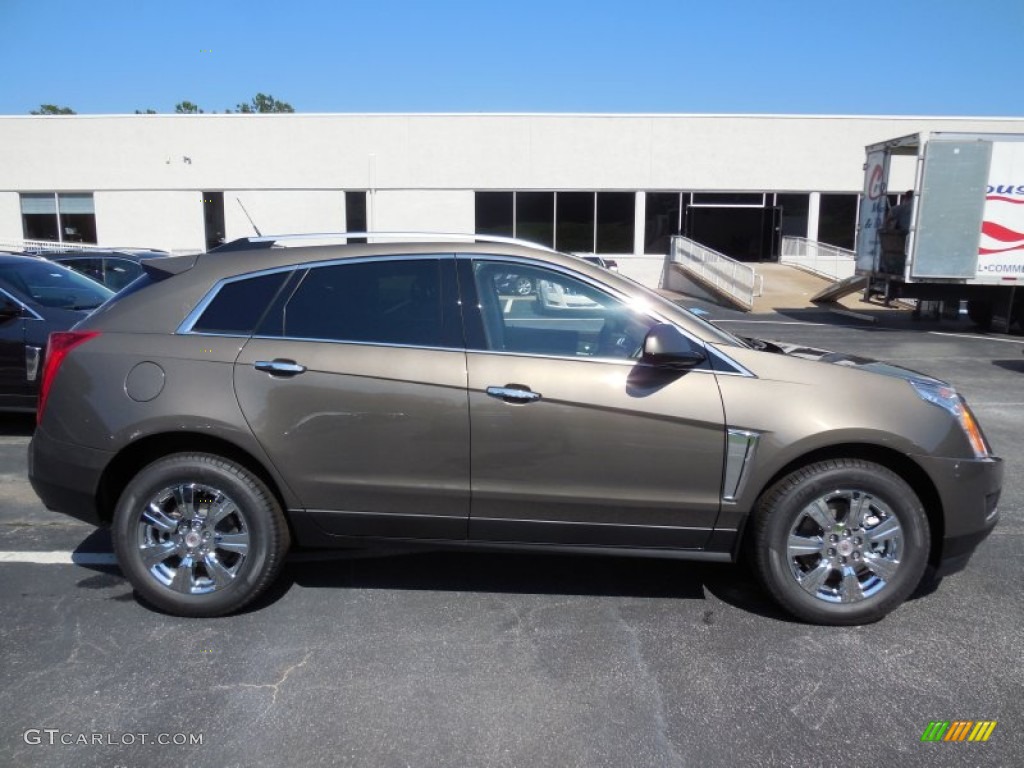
[{"left": 2, "top": 111, "right": 1023, "bottom": 122}]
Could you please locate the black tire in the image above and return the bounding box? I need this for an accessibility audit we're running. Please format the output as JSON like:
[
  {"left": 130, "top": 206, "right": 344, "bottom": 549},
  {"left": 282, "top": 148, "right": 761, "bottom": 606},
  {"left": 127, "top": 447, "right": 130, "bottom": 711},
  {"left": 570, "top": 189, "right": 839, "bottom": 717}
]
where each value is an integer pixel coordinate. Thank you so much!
[
  {"left": 112, "top": 453, "right": 290, "bottom": 617},
  {"left": 751, "top": 459, "right": 929, "bottom": 625}
]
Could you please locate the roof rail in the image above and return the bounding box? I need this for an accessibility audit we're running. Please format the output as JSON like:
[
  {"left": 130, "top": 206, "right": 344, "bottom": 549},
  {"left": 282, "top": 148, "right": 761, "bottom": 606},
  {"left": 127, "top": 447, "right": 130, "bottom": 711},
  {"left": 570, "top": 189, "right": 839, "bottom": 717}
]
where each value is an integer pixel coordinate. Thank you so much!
[{"left": 212, "top": 232, "right": 561, "bottom": 254}]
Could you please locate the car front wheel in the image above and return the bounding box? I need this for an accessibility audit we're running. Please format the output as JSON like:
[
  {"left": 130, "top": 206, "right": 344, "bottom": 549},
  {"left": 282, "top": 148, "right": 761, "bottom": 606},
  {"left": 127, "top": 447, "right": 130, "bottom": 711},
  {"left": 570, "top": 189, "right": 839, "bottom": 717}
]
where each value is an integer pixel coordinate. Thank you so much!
[
  {"left": 112, "top": 453, "right": 290, "bottom": 617},
  {"left": 751, "top": 459, "right": 930, "bottom": 625}
]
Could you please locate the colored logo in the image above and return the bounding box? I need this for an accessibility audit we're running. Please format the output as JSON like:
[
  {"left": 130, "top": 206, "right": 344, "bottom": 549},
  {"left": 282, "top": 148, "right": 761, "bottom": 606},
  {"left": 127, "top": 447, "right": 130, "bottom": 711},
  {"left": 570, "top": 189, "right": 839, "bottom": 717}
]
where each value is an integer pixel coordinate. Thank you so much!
[
  {"left": 920, "top": 720, "right": 997, "bottom": 742},
  {"left": 980, "top": 195, "right": 1024, "bottom": 256}
]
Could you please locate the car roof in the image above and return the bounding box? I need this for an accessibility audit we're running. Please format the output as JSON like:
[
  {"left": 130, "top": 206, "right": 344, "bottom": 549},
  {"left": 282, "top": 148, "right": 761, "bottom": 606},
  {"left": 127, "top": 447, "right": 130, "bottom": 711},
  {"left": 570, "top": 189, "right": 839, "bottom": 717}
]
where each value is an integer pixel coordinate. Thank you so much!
[
  {"left": 0, "top": 252, "right": 52, "bottom": 266},
  {"left": 47, "top": 249, "right": 169, "bottom": 263}
]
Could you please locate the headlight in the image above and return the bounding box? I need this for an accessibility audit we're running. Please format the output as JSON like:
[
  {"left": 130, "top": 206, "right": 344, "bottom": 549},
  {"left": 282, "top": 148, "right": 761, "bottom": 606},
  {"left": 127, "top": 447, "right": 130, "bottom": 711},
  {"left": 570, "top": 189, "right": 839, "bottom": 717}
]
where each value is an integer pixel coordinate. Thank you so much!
[{"left": 909, "top": 380, "right": 991, "bottom": 458}]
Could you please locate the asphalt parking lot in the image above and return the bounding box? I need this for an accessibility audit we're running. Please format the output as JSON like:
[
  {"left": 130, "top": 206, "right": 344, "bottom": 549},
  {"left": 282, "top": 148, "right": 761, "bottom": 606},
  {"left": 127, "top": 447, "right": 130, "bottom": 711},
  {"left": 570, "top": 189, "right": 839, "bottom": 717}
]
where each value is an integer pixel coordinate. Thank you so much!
[{"left": 1, "top": 306, "right": 1022, "bottom": 768}]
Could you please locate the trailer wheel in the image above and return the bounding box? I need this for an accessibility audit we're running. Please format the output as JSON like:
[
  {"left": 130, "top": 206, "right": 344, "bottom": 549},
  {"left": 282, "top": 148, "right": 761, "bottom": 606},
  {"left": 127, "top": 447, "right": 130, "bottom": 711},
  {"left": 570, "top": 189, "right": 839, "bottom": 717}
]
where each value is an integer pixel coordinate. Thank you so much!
[{"left": 966, "top": 299, "right": 993, "bottom": 330}]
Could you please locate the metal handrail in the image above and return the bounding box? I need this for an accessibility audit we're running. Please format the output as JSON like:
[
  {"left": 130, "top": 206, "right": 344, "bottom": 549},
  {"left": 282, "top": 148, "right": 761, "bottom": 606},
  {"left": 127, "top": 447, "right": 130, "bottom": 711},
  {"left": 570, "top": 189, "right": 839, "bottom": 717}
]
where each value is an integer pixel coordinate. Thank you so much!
[
  {"left": 781, "top": 237, "right": 856, "bottom": 280},
  {"left": 669, "top": 236, "right": 762, "bottom": 310},
  {"left": 0, "top": 239, "right": 113, "bottom": 253}
]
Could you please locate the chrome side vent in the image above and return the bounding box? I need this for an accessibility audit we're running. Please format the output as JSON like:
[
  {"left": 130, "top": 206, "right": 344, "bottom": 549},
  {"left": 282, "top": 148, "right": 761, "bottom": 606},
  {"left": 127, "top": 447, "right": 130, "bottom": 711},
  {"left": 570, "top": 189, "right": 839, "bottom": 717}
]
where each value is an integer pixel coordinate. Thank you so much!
[
  {"left": 25, "top": 345, "right": 42, "bottom": 382},
  {"left": 723, "top": 429, "right": 760, "bottom": 503}
]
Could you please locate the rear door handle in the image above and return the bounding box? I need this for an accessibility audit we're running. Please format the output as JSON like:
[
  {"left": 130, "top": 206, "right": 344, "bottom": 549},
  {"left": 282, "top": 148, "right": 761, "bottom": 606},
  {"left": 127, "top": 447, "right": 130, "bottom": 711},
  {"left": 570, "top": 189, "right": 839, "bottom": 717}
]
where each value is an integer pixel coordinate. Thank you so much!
[
  {"left": 254, "top": 359, "right": 307, "bottom": 377},
  {"left": 486, "top": 385, "right": 542, "bottom": 404}
]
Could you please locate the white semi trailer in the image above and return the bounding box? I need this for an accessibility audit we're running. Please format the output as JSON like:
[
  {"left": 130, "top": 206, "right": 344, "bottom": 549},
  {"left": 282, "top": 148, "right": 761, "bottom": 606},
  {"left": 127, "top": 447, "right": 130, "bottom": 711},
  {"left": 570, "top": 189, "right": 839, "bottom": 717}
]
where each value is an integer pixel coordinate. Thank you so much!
[{"left": 856, "top": 132, "right": 1024, "bottom": 331}]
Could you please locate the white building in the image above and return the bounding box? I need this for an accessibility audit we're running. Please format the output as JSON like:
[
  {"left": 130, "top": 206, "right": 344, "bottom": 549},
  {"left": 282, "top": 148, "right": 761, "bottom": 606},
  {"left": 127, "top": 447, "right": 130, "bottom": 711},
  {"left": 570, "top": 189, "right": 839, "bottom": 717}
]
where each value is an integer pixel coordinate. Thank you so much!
[{"left": 2, "top": 112, "right": 1022, "bottom": 283}]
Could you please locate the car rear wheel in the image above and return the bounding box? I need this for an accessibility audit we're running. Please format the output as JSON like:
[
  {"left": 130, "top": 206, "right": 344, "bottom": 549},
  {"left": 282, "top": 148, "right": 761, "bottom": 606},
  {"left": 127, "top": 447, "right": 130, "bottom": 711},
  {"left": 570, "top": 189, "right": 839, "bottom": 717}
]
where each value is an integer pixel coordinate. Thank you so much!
[
  {"left": 112, "top": 453, "right": 290, "bottom": 617},
  {"left": 751, "top": 459, "right": 929, "bottom": 625}
]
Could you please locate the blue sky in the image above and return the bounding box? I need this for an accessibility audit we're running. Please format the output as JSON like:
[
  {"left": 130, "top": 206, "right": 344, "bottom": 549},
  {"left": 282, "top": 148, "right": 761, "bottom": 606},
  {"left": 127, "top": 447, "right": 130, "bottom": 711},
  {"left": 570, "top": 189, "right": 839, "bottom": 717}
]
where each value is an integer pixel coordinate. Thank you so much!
[{"left": 1, "top": 0, "right": 1021, "bottom": 116}]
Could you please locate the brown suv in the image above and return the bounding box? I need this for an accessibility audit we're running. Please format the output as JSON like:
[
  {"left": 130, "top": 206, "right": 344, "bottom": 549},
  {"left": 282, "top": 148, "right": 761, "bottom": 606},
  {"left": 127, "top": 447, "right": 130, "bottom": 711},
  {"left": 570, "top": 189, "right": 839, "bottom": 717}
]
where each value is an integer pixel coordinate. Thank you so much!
[{"left": 28, "top": 235, "right": 1002, "bottom": 624}]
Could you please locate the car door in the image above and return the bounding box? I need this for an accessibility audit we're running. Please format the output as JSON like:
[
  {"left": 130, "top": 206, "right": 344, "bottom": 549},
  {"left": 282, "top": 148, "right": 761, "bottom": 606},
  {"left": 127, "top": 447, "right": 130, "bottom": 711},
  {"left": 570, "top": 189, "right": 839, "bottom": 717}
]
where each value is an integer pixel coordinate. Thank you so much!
[
  {"left": 232, "top": 255, "right": 472, "bottom": 539},
  {"left": 0, "top": 286, "right": 38, "bottom": 408},
  {"left": 460, "top": 257, "right": 726, "bottom": 549}
]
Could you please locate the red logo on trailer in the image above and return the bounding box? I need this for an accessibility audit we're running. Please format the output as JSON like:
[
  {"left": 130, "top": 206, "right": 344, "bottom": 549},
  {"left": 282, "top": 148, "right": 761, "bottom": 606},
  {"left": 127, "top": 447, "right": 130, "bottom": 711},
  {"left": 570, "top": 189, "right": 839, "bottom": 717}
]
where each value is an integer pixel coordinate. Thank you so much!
[{"left": 979, "top": 194, "right": 1024, "bottom": 256}]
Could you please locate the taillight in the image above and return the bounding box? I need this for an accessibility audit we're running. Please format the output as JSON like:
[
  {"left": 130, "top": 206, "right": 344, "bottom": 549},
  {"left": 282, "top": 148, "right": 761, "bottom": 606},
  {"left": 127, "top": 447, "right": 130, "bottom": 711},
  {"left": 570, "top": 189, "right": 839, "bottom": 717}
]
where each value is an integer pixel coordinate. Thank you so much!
[{"left": 37, "top": 331, "right": 101, "bottom": 425}]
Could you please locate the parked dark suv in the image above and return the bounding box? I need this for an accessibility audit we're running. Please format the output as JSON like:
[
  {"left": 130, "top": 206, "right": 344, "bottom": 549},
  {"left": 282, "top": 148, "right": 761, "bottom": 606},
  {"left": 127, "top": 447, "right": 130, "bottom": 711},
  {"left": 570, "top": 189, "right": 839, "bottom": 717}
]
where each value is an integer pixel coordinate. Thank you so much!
[
  {"left": 28, "top": 235, "right": 1001, "bottom": 623},
  {"left": 0, "top": 253, "right": 113, "bottom": 410}
]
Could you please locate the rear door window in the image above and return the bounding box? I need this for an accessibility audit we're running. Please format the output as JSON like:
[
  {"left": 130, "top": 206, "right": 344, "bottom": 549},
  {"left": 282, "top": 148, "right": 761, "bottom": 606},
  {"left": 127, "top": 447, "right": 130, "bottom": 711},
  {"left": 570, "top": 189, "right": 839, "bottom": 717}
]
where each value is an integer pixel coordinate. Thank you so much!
[{"left": 263, "top": 257, "right": 459, "bottom": 348}]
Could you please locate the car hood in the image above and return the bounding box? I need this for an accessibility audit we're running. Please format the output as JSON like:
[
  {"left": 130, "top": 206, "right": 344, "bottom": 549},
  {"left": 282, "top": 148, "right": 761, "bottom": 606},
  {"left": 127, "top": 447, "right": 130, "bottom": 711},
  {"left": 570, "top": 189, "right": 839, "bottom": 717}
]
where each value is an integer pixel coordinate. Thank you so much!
[{"left": 743, "top": 337, "right": 945, "bottom": 386}]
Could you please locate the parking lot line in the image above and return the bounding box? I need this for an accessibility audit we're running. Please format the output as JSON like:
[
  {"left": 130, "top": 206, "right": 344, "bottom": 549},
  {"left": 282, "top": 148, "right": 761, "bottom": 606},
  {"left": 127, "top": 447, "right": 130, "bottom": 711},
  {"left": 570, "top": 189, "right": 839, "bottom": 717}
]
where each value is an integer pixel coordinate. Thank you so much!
[
  {"left": 0, "top": 551, "right": 117, "bottom": 565},
  {"left": 712, "top": 320, "right": 828, "bottom": 326},
  {"left": 928, "top": 332, "right": 1024, "bottom": 344}
]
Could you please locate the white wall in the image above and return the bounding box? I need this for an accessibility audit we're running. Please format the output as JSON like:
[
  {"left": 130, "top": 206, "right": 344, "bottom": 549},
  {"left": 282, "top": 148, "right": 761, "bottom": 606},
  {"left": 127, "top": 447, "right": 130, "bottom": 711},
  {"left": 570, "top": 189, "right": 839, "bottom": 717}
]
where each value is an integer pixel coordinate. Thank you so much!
[
  {"left": 3, "top": 113, "right": 1023, "bottom": 255},
  {"left": 371, "top": 190, "right": 475, "bottom": 233},
  {"left": 3, "top": 114, "right": 1022, "bottom": 194},
  {"left": 613, "top": 255, "right": 666, "bottom": 288},
  {"left": 0, "top": 192, "right": 21, "bottom": 244},
  {"left": 223, "top": 190, "right": 346, "bottom": 241},
  {"left": 93, "top": 191, "right": 205, "bottom": 251}
]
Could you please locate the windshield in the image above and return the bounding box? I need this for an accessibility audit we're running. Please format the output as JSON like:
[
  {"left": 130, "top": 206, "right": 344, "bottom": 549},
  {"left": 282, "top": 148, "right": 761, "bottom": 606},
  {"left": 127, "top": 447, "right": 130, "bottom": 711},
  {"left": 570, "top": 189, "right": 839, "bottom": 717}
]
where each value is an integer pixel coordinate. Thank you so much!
[{"left": 0, "top": 260, "right": 114, "bottom": 310}]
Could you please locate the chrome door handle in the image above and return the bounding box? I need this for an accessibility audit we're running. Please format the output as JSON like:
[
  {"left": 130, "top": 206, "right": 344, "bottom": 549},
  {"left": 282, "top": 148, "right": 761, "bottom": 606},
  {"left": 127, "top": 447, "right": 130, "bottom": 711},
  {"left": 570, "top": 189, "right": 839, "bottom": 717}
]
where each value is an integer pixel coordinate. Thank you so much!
[
  {"left": 486, "top": 385, "right": 542, "bottom": 404},
  {"left": 254, "top": 359, "right": 307, "bottom": 376}
]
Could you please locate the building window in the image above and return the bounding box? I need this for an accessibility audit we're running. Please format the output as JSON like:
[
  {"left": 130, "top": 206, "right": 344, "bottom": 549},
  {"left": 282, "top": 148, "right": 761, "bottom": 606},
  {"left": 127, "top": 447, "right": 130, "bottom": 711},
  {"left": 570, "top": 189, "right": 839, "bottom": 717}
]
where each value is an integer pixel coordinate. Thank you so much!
[
  {"left": 818, "top": 193, "right": 859, "bottom": 250},
  {"left": 202, "top": 191, "right": 225, "bottom": 251},
  {"left": 595, "top": 192, "right": 634, "bottom": 254},
  {"left": 475, "top": 192, "right": 514, "bottom": 238},
  {"left": 345, "top": 191, "right": 368, "bottom": 243},
  {"left": 644, "top": 192, "right": 685, "bottom": 254},
  {"left": 21, "top": 193, "right": 97, "bottom": 244},
  {"left": 555, "top": 192, "right": 594, "bottom": 253},
  {"left": 475, "top": 191, "right": 634, "bottom": 253},
  {"left": 775, "top": 193, "right": 809, "bottom": 239},
  {"left": 516, "top": 192, "right": 554, "bottom": 248},
  {"left": 691, "top": 192, "right": 765, "bottom": 207}
]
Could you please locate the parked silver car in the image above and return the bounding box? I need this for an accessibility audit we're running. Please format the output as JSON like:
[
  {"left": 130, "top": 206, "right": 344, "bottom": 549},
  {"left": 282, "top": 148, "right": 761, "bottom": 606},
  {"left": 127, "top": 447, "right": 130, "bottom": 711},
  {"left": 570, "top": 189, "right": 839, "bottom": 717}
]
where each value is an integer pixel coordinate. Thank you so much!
[{"left": 28, "top": 235, "right": 1001, "bottom": 623}]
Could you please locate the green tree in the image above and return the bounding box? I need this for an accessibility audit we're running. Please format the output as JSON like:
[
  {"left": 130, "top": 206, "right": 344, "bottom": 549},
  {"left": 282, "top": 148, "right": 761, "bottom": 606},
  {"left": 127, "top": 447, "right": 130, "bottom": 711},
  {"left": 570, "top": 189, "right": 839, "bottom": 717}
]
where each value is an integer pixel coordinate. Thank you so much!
[
  {"left": 233, "top": 93, "right": 294, "bottom": 113},
  {"left": 30, "top": 104, "right": 75, "bottom": 115},
  {"left": 175, "top": 101, "right": 204, "bottom": 114},
  {"left": 135, "top": 109, "right": 157, "bottom": 114}
]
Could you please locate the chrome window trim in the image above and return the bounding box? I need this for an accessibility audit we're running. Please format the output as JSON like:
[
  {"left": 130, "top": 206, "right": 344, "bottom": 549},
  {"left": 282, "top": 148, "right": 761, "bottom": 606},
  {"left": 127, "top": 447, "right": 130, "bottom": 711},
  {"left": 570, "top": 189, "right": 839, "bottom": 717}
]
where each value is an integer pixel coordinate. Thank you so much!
[
  {"left": 248, "top": 336, "right": 466, "bottom": 354},
  {"left": 706, "top": 346, "right": 755, "bottom": 377},
  {"left": 722, "top": 429, "right": 761, "bottom": 503},
  {"left": 0, "top": 285, "right": 43, "bottom": 321},
  {"left": 466, "top": 347, "right": 682, "bottom": 369},
  {"left": 177, "top": 253, "right": 454, "bottom": 336},
  {"left": 176, "top": 249, "right": 755, "bottom": 379}
]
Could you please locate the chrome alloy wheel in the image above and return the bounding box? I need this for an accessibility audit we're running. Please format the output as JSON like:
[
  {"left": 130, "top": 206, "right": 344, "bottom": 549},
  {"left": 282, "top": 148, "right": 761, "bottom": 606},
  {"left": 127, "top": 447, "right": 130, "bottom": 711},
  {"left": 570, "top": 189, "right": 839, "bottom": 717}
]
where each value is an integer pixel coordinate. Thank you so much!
[
  {"left": 513, "top": 276, "right": 533, "bottom": 295},
  {"left": 786, "top": 489, "right": 903, "bottom": 604},
  {"left": 136, "top": 483, "right": 250, "bottom": 595}
]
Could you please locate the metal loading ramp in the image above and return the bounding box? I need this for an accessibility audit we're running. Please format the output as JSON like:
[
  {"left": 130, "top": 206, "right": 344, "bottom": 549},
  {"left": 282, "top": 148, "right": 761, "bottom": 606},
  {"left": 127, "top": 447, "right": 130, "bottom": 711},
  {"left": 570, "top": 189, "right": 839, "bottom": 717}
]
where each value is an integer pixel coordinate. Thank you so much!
[
  {"left": 810, "top": 274, "right": 867, "bottom": 303},
  {"left": 665, "top": 236, "right": 763, "bottom": 311}
]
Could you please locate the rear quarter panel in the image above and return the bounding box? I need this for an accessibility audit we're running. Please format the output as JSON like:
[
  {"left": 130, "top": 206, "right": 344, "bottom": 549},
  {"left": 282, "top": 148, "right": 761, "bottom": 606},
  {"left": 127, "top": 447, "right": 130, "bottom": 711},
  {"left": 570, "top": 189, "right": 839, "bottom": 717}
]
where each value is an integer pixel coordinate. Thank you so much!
[{"left": 39, "top": 331, "right": 303, "bottom": 509}]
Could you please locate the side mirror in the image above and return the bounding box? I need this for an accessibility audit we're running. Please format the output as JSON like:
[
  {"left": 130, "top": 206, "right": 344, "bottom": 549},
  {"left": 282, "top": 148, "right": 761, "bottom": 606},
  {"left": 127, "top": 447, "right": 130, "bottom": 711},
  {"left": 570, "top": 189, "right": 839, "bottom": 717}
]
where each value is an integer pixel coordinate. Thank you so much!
[
  {"left": 642, "top": 323, "right": 707, "bottom": 369},
  {"left": 0, "top": 296, "right": 22, "bottom": 321}
]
